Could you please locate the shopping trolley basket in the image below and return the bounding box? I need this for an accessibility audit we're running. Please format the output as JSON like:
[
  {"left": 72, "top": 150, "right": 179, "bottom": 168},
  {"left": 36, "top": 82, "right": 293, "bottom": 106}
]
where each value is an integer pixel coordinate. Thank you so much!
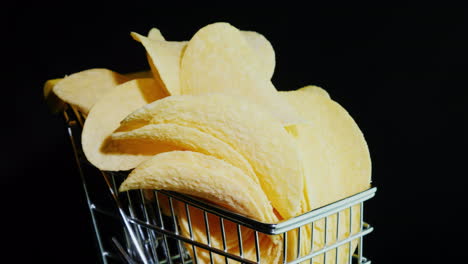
[{"left": 62, "top": 105, "right": 376, "bottom": 264}]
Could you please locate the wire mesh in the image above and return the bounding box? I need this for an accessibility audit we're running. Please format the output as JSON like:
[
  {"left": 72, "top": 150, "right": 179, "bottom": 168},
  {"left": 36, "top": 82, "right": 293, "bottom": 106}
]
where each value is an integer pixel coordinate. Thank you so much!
[{"left": 64, "top": 106, "right": 375, "bottom": 264}]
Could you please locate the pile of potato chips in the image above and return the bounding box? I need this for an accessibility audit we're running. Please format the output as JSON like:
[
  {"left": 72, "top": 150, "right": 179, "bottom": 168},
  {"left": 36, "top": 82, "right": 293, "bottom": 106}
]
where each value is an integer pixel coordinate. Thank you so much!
[{"left": 46, "top": 22, "right": 371, "bottom": 264}]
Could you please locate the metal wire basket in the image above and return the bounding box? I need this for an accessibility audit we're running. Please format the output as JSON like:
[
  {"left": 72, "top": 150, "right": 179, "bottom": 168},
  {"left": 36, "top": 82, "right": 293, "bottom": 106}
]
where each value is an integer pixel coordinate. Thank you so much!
[{"left": 63, "top": 105, "right": 376, "bottom": 264}]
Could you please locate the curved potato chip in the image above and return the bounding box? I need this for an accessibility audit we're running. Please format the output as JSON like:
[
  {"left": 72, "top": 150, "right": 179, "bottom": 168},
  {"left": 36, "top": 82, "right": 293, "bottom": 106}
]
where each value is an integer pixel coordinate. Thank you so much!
[
  {"left": 81, "top": 78, "right": 167, "bottom": 171},
  {"left": 120, "top": 150, "right": 282, "bottom": 263},
  {"left": 131, "top": 32, "right": 187, "bottom": 96},
  {"left": 297, "top": 85, "right": 331, "bottom": 99},
  {"left": 281, "top": 90, "right": 371, "bottom": 263},
  {"left": 147, "top": 27, "right": 165, "bottom": 40},
  {"left": 180, "top": 22, "right": 301, "bottom": 125},
  {"left": 147, "top": 27, "right": 275, "bottom": 79},
  {"left": 111, "top": 123, "right": 257, "bottom": 183},
  {"left": 176, "top": 204, "right": 282, "bottom": 264},
  {"left": 45, "top": 70, "right": 153, "bottom": 112},
  {"left": 283, "top": 206, "right": 361, "bottom": 264},
  {"left": 43, "top": 78, "right": 66, "bottom": 113},
  {"left": 43, "top": 78, "right": 61, "bottom": 99},
  {"left": 241, "top": 30, "right": 275, "bottom": 79},
  {"left": 118, "top": 94, "right": 303, "bottom": 219},
  {"left": 120, "top": 151, "right": 277, "bottom": 223},
  {"left": 123, "top": 70, "right": 153, "bottom": 80},
  {"left": 281, "top": 91, "right": 371, "bottom": 208},
  {"left": 53, "top": 68, "right": 129, "bottom": 114}
]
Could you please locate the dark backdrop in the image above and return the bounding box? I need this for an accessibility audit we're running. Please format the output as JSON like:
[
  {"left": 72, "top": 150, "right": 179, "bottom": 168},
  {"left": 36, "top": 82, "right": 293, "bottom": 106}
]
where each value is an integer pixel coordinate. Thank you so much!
[{"left": 5, "top": 4, "right": 467, "bottom": 263}]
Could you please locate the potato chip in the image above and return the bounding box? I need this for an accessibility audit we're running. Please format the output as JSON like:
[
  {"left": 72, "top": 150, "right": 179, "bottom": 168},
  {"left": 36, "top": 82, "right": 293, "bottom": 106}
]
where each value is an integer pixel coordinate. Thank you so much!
[
  {"left": 283, "top": 204, "right": 361, "bottom": 263},
  {"left": 44, "top": 70, "right": 152, "bottom": 112},
  {"left": 43, "top": 78, "right": 61, "bottom": 99},
  {"left": 120, "top": 151, "right": 277, "bottom": 222},
  {"left": 281, "top": 90, "right": 371, "bottom": 263},
  {"left": 118, "top": 93, "right": 304, "bottom": 219},
  {"left": 241, "top": 30, "right": 275, "bottom": 79},
  {"left": 81, "top": 78, "right": 167, "bottom": 171},
  {"left": 176, "top": 203, "right": 282, "bottom": 264},
  {"left": 147, "top": 27, "right": 165, "bottom": 40},
  {"left": 43, "top": 78, "right": 66, "bottom": 113},
  {"left": 180, "top": 22, "right": 302, "bottom": 125},
  {"left": 120, "top": 150, "right": 283, "bottom": 263},
  {"left": 147, "top": 27, "right": 275, "bottom": 79},
  {"left": 281, "top": 91, "right": 371, "bottom": 208},
  {"left": 131, "top": 32, "right": 187, "bottom": 96},
  {"left": 52, "top": 68, "right": 130, "bottom": 114},
  {"left": 111, "top": 123, "right": 257, "bottom": 182},
  {"left": 297, "top": 85, "right": 331, "bottom": 99},
  {"left": 123, "top": 70, "right": 153, "bottom": 80}
]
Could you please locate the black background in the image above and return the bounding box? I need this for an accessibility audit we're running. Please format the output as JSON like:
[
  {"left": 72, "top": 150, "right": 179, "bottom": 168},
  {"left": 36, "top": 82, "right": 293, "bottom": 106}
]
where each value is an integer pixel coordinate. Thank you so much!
[{"left": 5, "top": 4, "right": 467, "bottom": 263}]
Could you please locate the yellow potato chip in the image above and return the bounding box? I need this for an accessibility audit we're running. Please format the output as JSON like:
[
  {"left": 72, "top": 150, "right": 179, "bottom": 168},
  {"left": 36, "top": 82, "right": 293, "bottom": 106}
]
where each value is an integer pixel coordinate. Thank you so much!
[
  {"left": 43, "top": 78, "right": 61, "bottom": 99},
  {"left": 44, "top": 70, "right": 152, "bottom": 112},
  {"left": 111, "top": 123, "right": 257, "bottom": 182},
  {"left": 52, "top": 68, "right": 130, "bottom": 114},
  {"left": 118, "top": 93, "right": 304, "bottom": 219},
  {"left": 120, "top": 151, "right": 277, "bottom": 223},
  {"left": 241, "top": 30, "right": 275, "bottom": 79},
  {"left": 284, "top": 205, "right": 361, "bottom": 264},
  {"left": 131, "top": 32, "right": 187, "bottom": 96},
  {"left": 120, "top": 150, "right": 283, "bottom": 263},
  {"left": 81, "top": 78, "right": 167, "bottom": 171},
  {"left": 176, "top": 203, "right": 282, "bottom": 264},
  {"left": 147, "top": 27, "right": 165, "bottom": 40},
  {"left": 180, "top": 22, "right": 301, "bottom": 125},
  {"left": 281, "top": 90, "right": 371, "bottom": 263},
  {"left": 123, "top": 70, "right": 153, "bottom": 80},
  {"left": 281, "top": 92, "right": 371, "bottom": 208},
  {"left": 43, "top": 78, "right": 66, "bottom": 113},
  {"left": 297, "top": 85, "right": 331, "bottom": 99}
]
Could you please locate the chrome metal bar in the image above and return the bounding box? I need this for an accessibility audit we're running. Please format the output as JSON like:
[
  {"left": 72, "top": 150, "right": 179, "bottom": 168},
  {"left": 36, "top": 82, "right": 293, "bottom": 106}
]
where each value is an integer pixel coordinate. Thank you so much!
[
  {"left": 110, "top": 174, "right": 133, "bottom": 258},
  {"left": 108, "top": 172, "right": 133, "bottom": 257},
  {"left": 154, "top": 192, "right": 172, "bottom": 264},
  {"left": 219, "top": 218, "right": 228, "bottom": 264},
  {"left": 169, "top": 197, "right": 186, "bottom": 264},
  {"left": 283, "top": 232, "right": 288, "bottom": 264},
  {"left": 324, "top": 216, "right": 328, "bottom": 264},
  {"left": 128, "top": 218, "right": 259, "bottom": 264},
  {"left": 237, "top": 224, "right": 243, "bottom": 258},
  {"left": 254, "top": 231, "right": 260, "bottom": 263},
  {"left": 192, "top": 246, "right": 198, "bottom": 264},
  {"left": 348, "top": 206, "right": 353, "bottom": 264},
  {"left": 287, "top": 223, "right": 373, "bottom": 264},
  {"left": 359, "top": 203, "right": 364, "bottom": 264},
  {"left": 101, "top": 172, "right": 150, "bottom": 264},
  {"left": 203, "top": 211, "right": 211, "bottom": 246},
  {"left": 185, "top": 204, "right": 194, "bottom": 239},
  {"left": 336, "top": 211, "right": 340, "bottom": 264},
  {"left": 159, "top": 188, "right": 376, "bottom": 235},
  {"left": 203, "top": 211, "right": 214, "bottom": 264},
  {"left": 110, "top": 173, "right": 119, "bottom": 199},
  {"left": 154, "top": 191, "right": 165, "bottom": 228},
  {"left": 184, "top": 204, "right": 198, "bottom": 264},
  {"left": 309, "top": 222, "right": 314, "bottom": 264},
  {"left": 67, "top": 123, "right": 108, "bottom": 264},
  {"left": 357, "top": 255, "right": 371, "bottom": 264},
  {"left": 271, "top": 188, "right": 376, "bottom": 235},
  {"left": 126, "top": 190, "right": 147, "bottom": 256},
  {"left": 297, "top": 226, "right": 302, "bottom": 259},
  {"left": 139, "top": 190, "right": 158, "bottom": 263},
  {"left": 112, "top": 237, "right": 137, "bottom": 264}
]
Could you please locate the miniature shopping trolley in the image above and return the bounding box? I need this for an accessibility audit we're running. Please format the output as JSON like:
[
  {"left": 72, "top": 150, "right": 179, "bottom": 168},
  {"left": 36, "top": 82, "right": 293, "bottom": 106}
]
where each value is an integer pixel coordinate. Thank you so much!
[{"left": 62, "top": 105, "right": 376, "bottom": 264}]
